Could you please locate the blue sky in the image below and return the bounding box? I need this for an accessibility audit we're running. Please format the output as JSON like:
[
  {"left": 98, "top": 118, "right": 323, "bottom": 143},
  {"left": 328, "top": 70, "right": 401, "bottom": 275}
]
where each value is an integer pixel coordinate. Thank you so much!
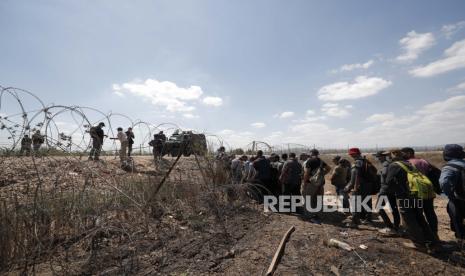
[{"left": 1, "top": 0, "right": 465, "bottom": 149}]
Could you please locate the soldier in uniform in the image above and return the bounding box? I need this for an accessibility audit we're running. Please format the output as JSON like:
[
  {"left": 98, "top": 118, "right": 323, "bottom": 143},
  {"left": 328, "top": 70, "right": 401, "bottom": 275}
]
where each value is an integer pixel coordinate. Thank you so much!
[
  {"left": 125, "top": 127, "right": 135, "bottom": 157},
  {"left": 149, "top": 131, "right": 167, "bottom": 163},
  {"left": 32, "top": 130, "right": 45, "bottom": 154},
  {"left": 89, "top": 122, "right": 105, "bottom": 161},
  {"left": 20, "top": 135, "right": 32, "bottom": 156}
]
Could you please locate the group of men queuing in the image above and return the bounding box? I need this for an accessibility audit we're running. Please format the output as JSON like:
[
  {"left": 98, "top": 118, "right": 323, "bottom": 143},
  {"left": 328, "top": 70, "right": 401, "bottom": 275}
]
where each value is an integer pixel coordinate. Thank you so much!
[
  {"left": 224, "top": 144, "right": 465, "bottom": 249},
  {"left": 225, "top": 148, "right": 331, "bottom": 209},
  {"left": 19, "top": 130, "right": 45, "bottom": 155}
]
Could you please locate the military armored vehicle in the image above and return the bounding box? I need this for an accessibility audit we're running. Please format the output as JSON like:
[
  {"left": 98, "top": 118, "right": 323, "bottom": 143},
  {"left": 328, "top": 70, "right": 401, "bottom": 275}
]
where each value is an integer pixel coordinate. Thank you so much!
[{"left": 162, "top": 130, "right": 207, "bottom": 157}]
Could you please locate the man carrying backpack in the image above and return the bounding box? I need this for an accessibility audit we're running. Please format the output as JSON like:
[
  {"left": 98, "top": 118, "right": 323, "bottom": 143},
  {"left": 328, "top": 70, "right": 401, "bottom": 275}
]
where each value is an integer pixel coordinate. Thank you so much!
[
  {"left": 32, "top": 130, "right": 45, "bottom": 154},
  {"left": 302, "top": 149, "right": 331, "bottom": 215},
  {"left": 386, "top": 149, "right": 438, "bottom": 248},
  {"left": 125, "top": 127, "right": 135, "bottom": 157},
  {"left": 440, "top": 144, "right": 465, "bottom": 240},
  {"left": 375, "top": 151, "right": 400, "bottom": 233},
  {"left": 20, "top": 135, "right": 32, "bottom": 156},
  {"left": 344, "top": 148, "right": 376, "bottom": 227},
  {"left": 89, "top": 122, "right": 106, "bottom": 161},
  {"left": 401, "top": 147, "right": 439, "bottom": 239},
  {"left": 280, "top": 152, "right": 303, "bottom": 196},
  {"left": 331, "top": 156, "right": 350, "bottom": 210},
  {"left": 149, "top": 131, "right": 167, "bottom": 162}
]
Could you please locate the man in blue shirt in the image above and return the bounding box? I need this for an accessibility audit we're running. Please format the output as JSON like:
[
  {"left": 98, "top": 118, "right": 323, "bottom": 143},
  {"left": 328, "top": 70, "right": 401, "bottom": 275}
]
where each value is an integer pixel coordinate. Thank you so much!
[{"left": 440, "top": 144, "right": 465, "bottom": 239}]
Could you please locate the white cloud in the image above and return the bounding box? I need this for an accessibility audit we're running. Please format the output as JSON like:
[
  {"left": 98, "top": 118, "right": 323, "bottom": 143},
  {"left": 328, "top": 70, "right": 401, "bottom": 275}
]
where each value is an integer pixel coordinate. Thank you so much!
[
  {"left": 286, "top": 95, "right": 465, "bottom": 147},
  {"left": 360, "top": 95, "right": 465, "bottom": 143},
  {"left": 321, "top": 103, "right": 352, "bottom": 118},
  {"left": 418, "top": 95, "right": 465, "bottom": 115},
  {"left": 288, "top": 122, "right": 352, "bottom": 147},
  {"left": 396, "top": 31, "right": 435, "bottom": 62},
  {"left": 216, "top": 129, "right": 255, "bottom": 147},
  {"left": 317, "top": 76, "right": 392, "bottom": 101},
  {"left": 202, "top": 96, "right": 223, "bottom": 107},
  {"left": 251, "top": 122, "right": 266, "bottom": 128},
  {"left": 333, "top": 60, "right": 374, "bottom": 73},
  {"left": 276, "top": 111, "right": 295, "bottom": 119},
  {"left": 218, "top": 129, "right": 235, "bottom": 135},
  {"left": 183, "top": 113, "right": 199, "bottom": 119},
  {"left": 112, "top": 78, "right": 203, "bottom": 112},
  {"left": 306, "top": 109, "right": 315, "bottom": 116},
  {"left": 448, "top": 81, "right": 465, "bottom": 93},
  {"left": 409, "top": 39, "right": 465, "bottom": 77},
  {"left": 365, "top": 113, "right": 395, "bottom": 123},
  {"left": 442, "top": 21, "right": 465, "bottom": 39},
  {"left": 211, "top": 95, "right": 465, "bottom": 148}
]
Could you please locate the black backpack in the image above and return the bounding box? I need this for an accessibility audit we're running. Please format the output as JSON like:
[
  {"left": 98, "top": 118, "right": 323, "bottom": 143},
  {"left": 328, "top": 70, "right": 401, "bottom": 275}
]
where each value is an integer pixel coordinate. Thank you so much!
[
  {"left": 445, "top": 163, "right": 465, "bottom": 200},
  {"left": 361, "top": 158, "right": 381, "bottom": 195},
  {"left": 426, "top": 165, "right": 442, "bottom": 195}
]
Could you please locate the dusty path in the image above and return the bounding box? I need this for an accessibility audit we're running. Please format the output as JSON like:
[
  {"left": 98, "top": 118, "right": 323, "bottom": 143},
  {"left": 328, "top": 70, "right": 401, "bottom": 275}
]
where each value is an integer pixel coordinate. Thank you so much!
[{"left": 217, "top": 198, "right": 465, "bottom": 275}]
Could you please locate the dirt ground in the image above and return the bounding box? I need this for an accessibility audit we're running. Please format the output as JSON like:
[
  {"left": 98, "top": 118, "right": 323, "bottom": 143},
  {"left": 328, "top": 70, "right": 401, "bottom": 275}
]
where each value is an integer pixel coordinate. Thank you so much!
[{"left": 2, "top": 153, "right": 465, "bottom": 275}]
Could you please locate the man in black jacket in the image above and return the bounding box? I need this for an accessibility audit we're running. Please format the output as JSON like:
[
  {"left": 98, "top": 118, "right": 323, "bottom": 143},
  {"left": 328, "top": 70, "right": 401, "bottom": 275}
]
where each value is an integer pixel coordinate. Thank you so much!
[{"left": 253, "top": 150, "right": 272, "bottom": 187}]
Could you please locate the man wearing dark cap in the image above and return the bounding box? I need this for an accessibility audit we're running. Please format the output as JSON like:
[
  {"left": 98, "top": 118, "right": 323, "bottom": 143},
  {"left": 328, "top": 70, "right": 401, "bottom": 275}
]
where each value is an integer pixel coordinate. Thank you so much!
[
  {"left": 89, "top": 122, "right": 106, "bottom": 161},
  {"left": 401, "top": 147, "right": 439, "bottom": 239},
  {"left": 440, "top": 144, "right": 465, "bottom": 239},
  {"left": 375, "top": 151, "right": 400, "bottom": 233}
]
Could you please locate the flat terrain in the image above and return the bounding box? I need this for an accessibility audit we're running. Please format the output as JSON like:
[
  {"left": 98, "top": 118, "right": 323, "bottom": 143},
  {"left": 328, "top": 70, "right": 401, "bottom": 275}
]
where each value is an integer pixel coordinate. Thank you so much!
[{"left": 1, "top": 153, "right": 465, "bottom": 275}]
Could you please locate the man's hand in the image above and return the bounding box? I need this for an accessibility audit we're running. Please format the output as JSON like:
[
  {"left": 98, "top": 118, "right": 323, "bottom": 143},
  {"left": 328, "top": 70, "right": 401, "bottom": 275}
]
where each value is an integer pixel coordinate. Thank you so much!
[{"left": 343, "top": 185, "right": 351, "bottom": 193}]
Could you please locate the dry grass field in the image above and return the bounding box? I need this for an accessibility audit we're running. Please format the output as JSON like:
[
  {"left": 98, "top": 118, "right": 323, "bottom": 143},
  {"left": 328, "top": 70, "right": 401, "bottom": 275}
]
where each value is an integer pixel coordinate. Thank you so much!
[{"left": 1, "top": 152, "right": 465, "bottom": 275}]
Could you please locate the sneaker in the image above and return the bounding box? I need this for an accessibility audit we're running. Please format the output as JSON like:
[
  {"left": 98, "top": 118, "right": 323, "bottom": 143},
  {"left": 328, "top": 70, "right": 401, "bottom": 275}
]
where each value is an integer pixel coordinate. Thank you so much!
[
  {"left": 361, "top": 219, "right": 374, "bottom": 225},
  {"left": 345, "top": 222, "right": 359, "bottom": 229},
  {"left": 378, "top": 227, "right": 397, "bottom": 236},
  {"left": 402, "top": 241, "right": 418, "bottom": 249}
]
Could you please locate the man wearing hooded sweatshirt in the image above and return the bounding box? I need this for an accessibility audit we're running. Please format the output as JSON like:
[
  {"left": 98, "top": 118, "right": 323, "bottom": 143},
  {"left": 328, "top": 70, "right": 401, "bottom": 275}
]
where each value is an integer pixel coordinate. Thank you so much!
[{"left": 440, "top": 144, "right": 465, "bottom": 240}]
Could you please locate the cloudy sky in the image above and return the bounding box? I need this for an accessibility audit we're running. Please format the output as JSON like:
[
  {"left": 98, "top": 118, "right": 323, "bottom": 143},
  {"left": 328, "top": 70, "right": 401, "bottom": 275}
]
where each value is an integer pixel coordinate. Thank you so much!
[{"left": 1, "top": 0, "right": 465, "bottom": 149}]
